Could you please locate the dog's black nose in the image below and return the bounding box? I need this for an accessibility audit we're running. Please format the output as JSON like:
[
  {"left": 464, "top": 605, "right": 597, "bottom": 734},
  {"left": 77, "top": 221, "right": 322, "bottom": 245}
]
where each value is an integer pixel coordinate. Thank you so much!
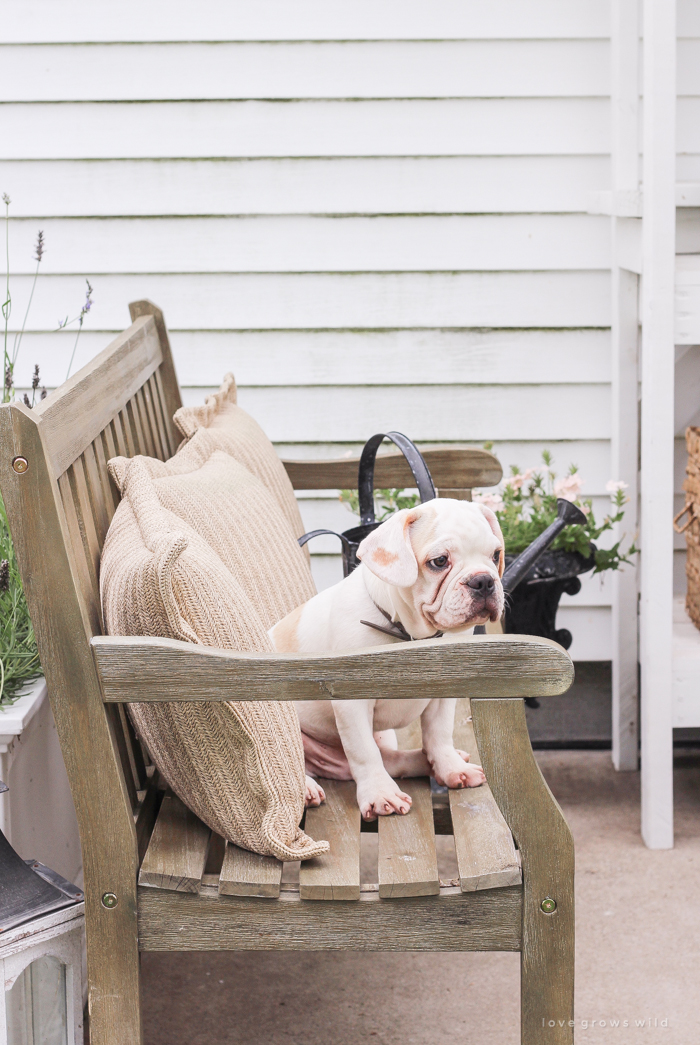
[{"left": 466, "top": 572, "right": 495, "bottom": 593}]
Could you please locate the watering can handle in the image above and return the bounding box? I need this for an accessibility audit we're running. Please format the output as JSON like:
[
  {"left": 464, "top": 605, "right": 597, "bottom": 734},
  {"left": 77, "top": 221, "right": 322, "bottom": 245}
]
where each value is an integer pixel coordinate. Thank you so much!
[
  {"left": 297, "top": 528, "right": 353, "bottom": 556},
  {"left": 358, "top": 432, "right": 436, "bottom": 526}
]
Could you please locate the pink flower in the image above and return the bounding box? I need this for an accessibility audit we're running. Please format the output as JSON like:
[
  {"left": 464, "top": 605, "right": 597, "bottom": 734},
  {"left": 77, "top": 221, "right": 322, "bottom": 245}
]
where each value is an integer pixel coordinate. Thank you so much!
[
  {"left": 505, "top": 468, "right": 535, "bottom": 492},
  {"left": 554, "top": 474, "right": 583, "bottom": 502},
  {"left": 473, "top": 491, "right": 504, "bottom": 512},
  {"left": 605, "top": 480, "right": 628, "bottom": 494}
]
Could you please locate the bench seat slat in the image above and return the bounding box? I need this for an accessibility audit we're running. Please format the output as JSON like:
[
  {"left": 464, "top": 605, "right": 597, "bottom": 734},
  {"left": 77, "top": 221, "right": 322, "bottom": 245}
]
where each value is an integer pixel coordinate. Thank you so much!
[
  {"left": 219, "top": 843, "right": 283, "bottom": 899},
  {"left": 451, "top": 699, "right": 522, "bottom": 892},
  {"left": 378, "top": 778, "right": 439, "bottom": 898},
  {"left": 299, "top": 779, "right": 360, "bottom": 901},
  {"left": 139, "top": 795, "right": 211, "bottom": 893}
]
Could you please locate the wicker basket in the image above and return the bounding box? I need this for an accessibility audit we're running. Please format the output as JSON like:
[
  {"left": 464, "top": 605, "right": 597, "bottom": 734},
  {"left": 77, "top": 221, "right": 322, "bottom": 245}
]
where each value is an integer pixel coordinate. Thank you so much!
[{"left": 674, "top": 426, "right": 700, "bottom": 629}]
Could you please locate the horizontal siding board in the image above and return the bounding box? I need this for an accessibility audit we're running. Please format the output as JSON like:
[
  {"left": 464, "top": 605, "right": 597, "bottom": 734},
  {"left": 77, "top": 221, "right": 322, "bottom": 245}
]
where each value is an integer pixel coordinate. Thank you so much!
[
  {"left": 0, "top": 1, "right": 611, "bottom": 43},
  {"left": 0, "top": 41, "right": 610, "bottom": 102},
  {"left": 556, "top": 607, "right": 611, "bottom": 660},
  {"left": 4, "top": 215, "right": 611, "bottom": 274},
  {"left": 0, "top": 157, "right": 613, "bottom": 217},
  {"left": 4, "top": 272, "right": 611, "bottom": 330},
  {"left": 11, "top": 329, "right": 610, "bottom": 390},
  {"left": 678, "top": 39, "right": 700, "bottom": 95},
  {"left": 226, "top": 384, "right": 612, "bottom": 442},
  {"left": 0, "top": 100, "right": 610, "bottom": 160},
  {"left": 677, "top": 97, "right": 700, "bottom": 153}
]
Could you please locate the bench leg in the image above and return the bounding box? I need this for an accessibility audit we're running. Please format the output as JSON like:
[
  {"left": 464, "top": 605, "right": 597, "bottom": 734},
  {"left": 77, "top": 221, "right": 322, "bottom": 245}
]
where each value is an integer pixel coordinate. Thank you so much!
[
  {"left": 471, "top": 698, "right": 575, "bottom": 1044},
  {"left": 85, "top": 882, "right": 142, "bottom": 1044}
]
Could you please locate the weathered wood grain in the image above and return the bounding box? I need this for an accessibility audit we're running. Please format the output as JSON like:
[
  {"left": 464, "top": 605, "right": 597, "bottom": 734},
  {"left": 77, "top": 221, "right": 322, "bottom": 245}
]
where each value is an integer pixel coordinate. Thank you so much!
[
  {"left": 139, "top": 795, "right": 211, "bottom": 893},
  {"left": 91, "top": 633, "right": 575, "bottom": 704},
  {"left": 451, "top": 700, "right": 522, "bottom": 892},
  {"left": 471, "top": 698, "right": 575, "bottom": 1043},
  {"left": 137, "top": 884, "right": 523, "bottom": 952},
  {"left": 299, "top": 780, "right": 361, "bottom": 901},
  {"left": 218, "top": 843, "right": 283, "bottom": 899},
  {"left": 127, "top": 302, "right": 183, "bottom": 442},
  {"left": 378, "top": 779, "right": 440, "bottom": 898},
  {"left": 35, "top": 316, "right": 162, "bottom": 477},
  {"left": 283, "top": 445, "right": 502, "bottom": 491},
  {"left": 0, "top": 402, "right": 142, "bottom": 1045}
]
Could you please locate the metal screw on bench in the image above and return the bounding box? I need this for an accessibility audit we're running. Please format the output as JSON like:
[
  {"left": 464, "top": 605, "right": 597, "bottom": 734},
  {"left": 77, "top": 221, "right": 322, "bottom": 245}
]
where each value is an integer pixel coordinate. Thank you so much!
[
  {"left": 11, "top": 455, "right": 28, "bottom": 474},
  {"left": 540, "top": 897, "right": 557, "bottom": 914},
  {"left": 101, "top": 892, "right": 118, "bottom": 909}
]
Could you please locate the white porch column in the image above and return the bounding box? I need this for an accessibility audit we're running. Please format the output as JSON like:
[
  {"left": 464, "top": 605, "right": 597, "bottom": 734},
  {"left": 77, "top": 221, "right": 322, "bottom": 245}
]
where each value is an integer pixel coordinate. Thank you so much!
[{"left": 639, "top": 0, "right": 676, "bottom": 848}]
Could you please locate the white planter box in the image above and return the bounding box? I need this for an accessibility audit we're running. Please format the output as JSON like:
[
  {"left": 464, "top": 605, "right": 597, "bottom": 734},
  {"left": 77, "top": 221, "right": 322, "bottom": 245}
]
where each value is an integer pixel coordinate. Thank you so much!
[{"left": 0, "top": 679, "right": 82, "bottom": 889}]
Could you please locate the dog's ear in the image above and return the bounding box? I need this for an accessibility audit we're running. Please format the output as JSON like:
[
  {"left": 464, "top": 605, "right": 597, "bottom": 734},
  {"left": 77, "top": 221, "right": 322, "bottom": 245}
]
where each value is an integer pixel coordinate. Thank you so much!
[
  {"left": 475, "top": 503, "right": 505, "bottom": 578},
  {"left": 357, "top": 508, "right": 420, "bottom": 587}
]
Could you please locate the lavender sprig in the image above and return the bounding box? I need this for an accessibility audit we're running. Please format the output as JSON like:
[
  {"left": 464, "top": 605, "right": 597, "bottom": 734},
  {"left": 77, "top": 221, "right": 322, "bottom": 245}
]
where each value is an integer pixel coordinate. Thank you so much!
[
  {"left": 65, "top": 279, "right": 94, "bottom": 380},
  {"left": 11, "top": 229, "right": 45, "bottom": 369}
]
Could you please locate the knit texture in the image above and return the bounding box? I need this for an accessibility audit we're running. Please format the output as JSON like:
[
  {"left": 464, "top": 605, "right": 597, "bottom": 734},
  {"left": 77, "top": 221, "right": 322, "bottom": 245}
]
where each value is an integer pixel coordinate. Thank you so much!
[
  {"left": 100, "top": 455, "right": 327, "bottom": 860},
  {"left": 108, "top": 430, "right": 316, "bottom": 629},
  {"left": 173, "top": 373, "right": 306, "bottom": 541}
]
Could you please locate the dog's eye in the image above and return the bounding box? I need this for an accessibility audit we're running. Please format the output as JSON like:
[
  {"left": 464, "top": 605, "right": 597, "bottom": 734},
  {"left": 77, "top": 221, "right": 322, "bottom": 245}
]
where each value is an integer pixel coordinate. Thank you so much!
[
  {"left": 428, "top": 555, "right": 449, "bottom": 570},
  {"left": 493, "top": 550, "right": 501, "bottom": 565}
]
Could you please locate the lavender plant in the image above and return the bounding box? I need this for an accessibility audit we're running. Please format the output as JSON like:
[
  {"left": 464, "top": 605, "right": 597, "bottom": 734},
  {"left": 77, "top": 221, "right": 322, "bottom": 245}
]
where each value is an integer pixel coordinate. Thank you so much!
[
  {"left": 1, "top": 192, "right": 96, "bottom": 703},
  {"left": 0, "top": 496, "right": 41, "bottom": 702}
]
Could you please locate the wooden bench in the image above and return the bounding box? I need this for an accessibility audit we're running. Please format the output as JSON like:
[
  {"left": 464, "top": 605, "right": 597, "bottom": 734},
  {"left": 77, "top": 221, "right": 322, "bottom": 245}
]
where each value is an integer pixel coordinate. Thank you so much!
[{"left": 0, "top": 301, "right": 576, "bottom": 1044}]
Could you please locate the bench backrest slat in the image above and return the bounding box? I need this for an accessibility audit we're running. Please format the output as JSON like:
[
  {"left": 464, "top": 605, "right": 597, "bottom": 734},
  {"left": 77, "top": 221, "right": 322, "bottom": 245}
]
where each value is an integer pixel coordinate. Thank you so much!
[{"left": 0, "top": 302, "right": 181, "bottom": 855}]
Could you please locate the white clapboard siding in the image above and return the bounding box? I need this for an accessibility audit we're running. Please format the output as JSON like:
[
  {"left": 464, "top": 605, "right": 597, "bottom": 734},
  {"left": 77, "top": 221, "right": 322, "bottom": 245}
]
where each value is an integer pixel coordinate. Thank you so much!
[
  {"left": 4, "top": 272, "right": 611, "bottom": 330},
  {"left": 0, "top": 41, "right": 610, "bottom": 101},
  {"left": 0, "top": 100, "right": 610, "bottom": 160},
  {"left": 0, "top": 1, "right": 612, "bottom": 44},
  {"left": 0, "top": 157, "right": 612, "bottom": 217},
  {"left": 678, "top": 97, "right": 700, "bottom": 153},
  {"left": 4, "top": 215, "right": 611, "bottom": 274},
  {"left": 12, "top": 330, "right": 611, "bottom": 390},
  {"left": 678, "top": 39, "right": 700, "bottom": 95},
  {"left": 229, "top": 385, "right": 611, "bottom": 443},
  {"left": 1, "top": 2, "right": 633, "bottom": 662}
]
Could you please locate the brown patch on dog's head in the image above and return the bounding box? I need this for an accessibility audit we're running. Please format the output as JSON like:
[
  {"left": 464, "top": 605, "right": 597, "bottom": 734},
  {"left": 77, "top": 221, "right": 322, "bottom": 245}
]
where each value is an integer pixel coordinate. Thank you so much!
[
  {"left": 372, "top": 548, "right": 399, "bottom": 567},
  {"left": 357, "top": 507, "right": 423, "bottom": 587}
]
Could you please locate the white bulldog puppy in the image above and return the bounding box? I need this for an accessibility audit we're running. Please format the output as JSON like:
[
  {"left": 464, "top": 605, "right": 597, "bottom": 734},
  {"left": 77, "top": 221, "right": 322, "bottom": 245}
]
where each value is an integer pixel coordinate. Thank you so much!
[{"left": 270, "top": 498, "right": 505, "bottom": 821}]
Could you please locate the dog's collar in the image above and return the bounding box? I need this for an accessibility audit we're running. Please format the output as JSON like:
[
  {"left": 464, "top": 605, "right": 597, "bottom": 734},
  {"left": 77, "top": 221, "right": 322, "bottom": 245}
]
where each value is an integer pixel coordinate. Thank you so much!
[{"left": 360, "top": 600, "right": 443, "bottom": 642}]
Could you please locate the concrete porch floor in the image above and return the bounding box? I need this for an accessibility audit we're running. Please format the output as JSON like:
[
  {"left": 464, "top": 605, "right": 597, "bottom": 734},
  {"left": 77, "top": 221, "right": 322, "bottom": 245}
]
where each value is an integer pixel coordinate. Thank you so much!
[{"left": 137, "top": 749, "right": 700, "bottom": 1045}]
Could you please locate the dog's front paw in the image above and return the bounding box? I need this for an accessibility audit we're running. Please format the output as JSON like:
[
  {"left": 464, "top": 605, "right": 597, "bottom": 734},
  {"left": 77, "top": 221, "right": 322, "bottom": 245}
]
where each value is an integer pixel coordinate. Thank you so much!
[
  {"left": 431, "top": 749, "right": 486, "bottom": 789},
  {"left": 305, "top": 775, "right": 326, "bottom": 807},
  {"left": 357, "top": 776, "right": 413, "bottom": 821}
]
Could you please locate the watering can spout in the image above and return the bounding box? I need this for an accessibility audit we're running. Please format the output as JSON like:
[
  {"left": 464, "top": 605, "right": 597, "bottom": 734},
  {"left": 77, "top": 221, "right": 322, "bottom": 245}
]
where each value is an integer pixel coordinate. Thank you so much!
[{"left": 501, "top": 498, "right": 589, "bottom": 595}]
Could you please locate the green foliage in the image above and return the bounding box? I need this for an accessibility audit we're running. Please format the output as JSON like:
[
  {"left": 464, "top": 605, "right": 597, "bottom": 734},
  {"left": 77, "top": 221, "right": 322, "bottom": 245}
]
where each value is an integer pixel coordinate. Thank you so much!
[
  {"left": 478, "top": 452, "right": 637, "bottom": 575},
  {"left": 339, "top": 487, "right": 420, "bottom": 521},
  {"left": 0, "top": 494, "right": 41, "bottom": 704}
]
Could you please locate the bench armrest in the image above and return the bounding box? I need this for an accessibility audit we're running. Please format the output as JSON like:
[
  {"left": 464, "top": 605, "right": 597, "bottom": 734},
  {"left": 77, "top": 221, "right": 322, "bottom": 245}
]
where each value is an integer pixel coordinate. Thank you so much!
[
  {"left": 281, "top": 445, "right": 502, "bottom": 491},
  {"left": 91, "top": 633, "right": 573, "bottom": 704}
]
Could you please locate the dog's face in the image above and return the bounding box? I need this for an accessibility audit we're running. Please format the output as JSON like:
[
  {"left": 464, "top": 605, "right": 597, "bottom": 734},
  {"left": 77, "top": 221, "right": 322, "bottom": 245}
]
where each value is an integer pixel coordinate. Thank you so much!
[{"left": 357, "top": 499, "right": 504, "bottom": 631}]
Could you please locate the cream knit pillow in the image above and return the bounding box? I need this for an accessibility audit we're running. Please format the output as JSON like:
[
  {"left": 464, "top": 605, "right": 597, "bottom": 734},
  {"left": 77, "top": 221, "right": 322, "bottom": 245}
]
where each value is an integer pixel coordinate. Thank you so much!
[
  {"left": 100, "top": 455, "right": 327, "bottom": 861},
  {"left": 108, "top": 430, "right": 315, "bottom": 629},
  {"left": 173, "top": 373, "right": 305, "bottom": 542}
]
